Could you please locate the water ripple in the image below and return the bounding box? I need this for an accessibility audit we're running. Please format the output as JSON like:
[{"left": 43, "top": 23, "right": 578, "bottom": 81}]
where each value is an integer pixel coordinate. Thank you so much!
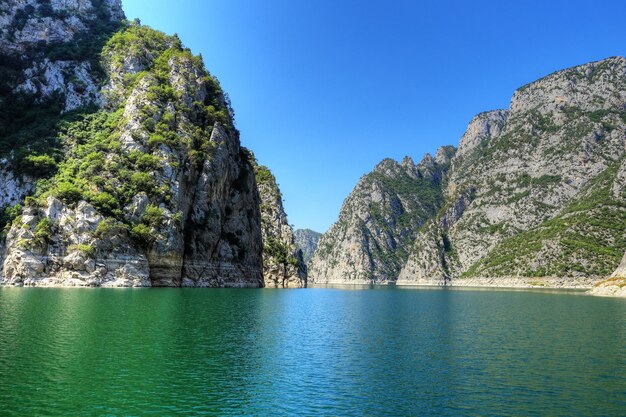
[{"left": 0, "top": 287, "right": 624, "bottom": 416}]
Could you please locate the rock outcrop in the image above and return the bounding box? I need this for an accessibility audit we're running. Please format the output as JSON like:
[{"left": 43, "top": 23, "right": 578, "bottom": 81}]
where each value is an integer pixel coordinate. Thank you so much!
[
  {"left": 311, "top": 57, "right": 626, "bottom": 287},
  {"left": 610, "top": 252, "right": 626, "bottom": 278},
  {"left": 294, "top": 229, "right": 321, "bottom": 264},
  {"left": 0, "top": 0, "right": 288, "bottom": 287},
  {"left": 589, "top": 252, "right": 626, "bottom": 297},
  {"left": 308, "top": 149, "right": 455, "bottom": 284},
  {"left": 252, "top": 159, "right": 306, "bottom": 288}
]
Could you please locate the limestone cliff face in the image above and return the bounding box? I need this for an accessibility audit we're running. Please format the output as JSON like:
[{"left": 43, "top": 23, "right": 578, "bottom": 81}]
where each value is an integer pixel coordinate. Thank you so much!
[
  {"left": 430, "top": 57, "right": 625, "bottom": 282},
  {"left": 405, "top": 57, "right": 626, "bottom": 284},
  {"left": 397, "top": 110, "right": 509, "bottom": 285},
  {"left": 314, "top": 57, "right": 626, "bottom": 286},
  {"left": 308, "top": 149, "right": 455, "bottom": 284},
  {"left": 252, "top": 160, "right": 306, "bottom": 288},
  {"left": 294, "top": 229, "right": 321, "bottom": 264},
  {"left": 0, "top": 1, "right": 267, "bottom": 287},
  {"left": 588, "top": 160, "right": 626, "bottom": 296}
]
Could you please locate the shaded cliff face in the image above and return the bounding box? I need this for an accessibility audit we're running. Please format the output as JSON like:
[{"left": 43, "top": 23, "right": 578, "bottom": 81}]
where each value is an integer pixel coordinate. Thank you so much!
[
  {"left": 252, "top": 160, "right": 306, "bottom": 288},
  {"left": 294, "top": 229, "right": 321, "bottom": 264},
  {"left": 0, "top": 1, "right": 264, "bottom": 287},
  {"left": 308, "top": 147, "right": 455, "bottom": 284}
]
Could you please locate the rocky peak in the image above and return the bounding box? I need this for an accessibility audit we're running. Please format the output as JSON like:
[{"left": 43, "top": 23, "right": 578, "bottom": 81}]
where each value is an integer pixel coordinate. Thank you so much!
[
  {"left": 416, "top": 153, "right": 435, "bottom": 177},
  {"left": 400, "top": 156, "right": 415, "bottom": 170},
  {"left": 373, "top": 158, "right": 402, "bottom": 176},
  {"left": 309, "top": 151, "right": 448, "bottom": 284},
  {"left": 0, "top": 13, "right": 271, "bottom": 287},
  {"left": 400, "top": 57, "right": 626, "bottom": 286},
  {"left": 315, "top": 56, "right": 625, "bottom": 289},
  {"left": 400, "top": 156, "right": 424, "bottom": 179},
  {"left": 456, "top": 110, "right": 508, "bottom": 158},
  {"left": 434, "top": 145, "right": 457, "bottom": 166}
]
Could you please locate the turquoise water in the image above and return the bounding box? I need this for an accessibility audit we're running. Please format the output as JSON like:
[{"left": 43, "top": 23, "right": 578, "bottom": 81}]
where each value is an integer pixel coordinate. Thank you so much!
[{"left": 0, "top": 287, "right": 624, "bottom": 416}]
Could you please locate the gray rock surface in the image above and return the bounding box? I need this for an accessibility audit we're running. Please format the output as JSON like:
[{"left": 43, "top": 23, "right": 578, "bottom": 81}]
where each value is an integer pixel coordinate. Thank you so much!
[
  {"left": 0, "top": 0, "right": 124, "bottom": 54},
  {"left": 308, "top": 149, "right": 454, "bottom": 284},
  {"left": 1, "top": 0, "right": 122, "bottom": 111},
  {"left": 294, "top": 229, "right": 321, "bottom": 264},
  {"left": 0, "top": 160, "right": 34, "bottom": 207}
]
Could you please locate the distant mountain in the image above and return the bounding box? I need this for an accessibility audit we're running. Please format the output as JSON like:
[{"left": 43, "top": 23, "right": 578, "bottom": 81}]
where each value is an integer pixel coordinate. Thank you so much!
[
  {"left": 308, "top": 147, "right": 455, "bottom": 284},
  {"left": 294, "top": 229, "right": 321, "bottom": 264},
  {"left": 310, "top": 57, "right": 626, "bottom": 288}
]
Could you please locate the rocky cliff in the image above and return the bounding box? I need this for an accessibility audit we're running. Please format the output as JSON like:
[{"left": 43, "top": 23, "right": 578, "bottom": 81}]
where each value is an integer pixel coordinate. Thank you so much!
[
  {"left": 311, "top": 57, "right": 626, "bottom": 287},
  {"left": 308, "top": 147, "right": 455, "bottom": 284},
  {"left": 294, "top": 229, "right": 321, "bottom": 264},
  {"left": 252, "top": 158, "right": 306, "bottom": 288},
  {"left": 0, "top": 0, "right": 282, "bottom": 287}
]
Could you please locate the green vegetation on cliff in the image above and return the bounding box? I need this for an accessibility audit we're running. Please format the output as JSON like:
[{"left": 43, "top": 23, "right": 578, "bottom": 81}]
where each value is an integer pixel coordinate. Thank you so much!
[
  {"left": 1, "top": 21, "right": 237, "bottom": 248},
  {"left": 0, "top": 0, "right": 123, "bottom": 168},
  {"left": 464, "top": 158, "right": 626, "bottom": 278}
]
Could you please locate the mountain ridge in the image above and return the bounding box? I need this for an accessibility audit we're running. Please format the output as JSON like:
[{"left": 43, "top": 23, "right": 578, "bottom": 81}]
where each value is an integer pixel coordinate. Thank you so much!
[{"left": 310, "top": 56, "right": 626, "bottom": 289}]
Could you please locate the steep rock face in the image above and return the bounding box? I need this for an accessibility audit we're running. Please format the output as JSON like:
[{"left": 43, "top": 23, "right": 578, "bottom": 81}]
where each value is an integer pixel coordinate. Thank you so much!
[
  {"left": 252, "top": 160, "right": 306, "bottom": 288},
  {"left": 400, "top": 57, "right": 626, "bottom": 284},
  {"left": 0, "top": 161, "right": 34, "bottom": 207},
  {"left": 308, "top": 149, "right": 455, "bottom": 284},
  {"left": 0, "top": 0, "right": 123, "bottom": 241},
  {"left": 294, "top": 229, "right": 321, "bottom": 264},
  {"left": 455, "top": 110, "right": 509, "bottom": 159},
  {"left": 0, "top": 4, "right": 265, "bottom": 287},
  {"left": 398, "top": 110, "right": 509, "bottom": 285}
]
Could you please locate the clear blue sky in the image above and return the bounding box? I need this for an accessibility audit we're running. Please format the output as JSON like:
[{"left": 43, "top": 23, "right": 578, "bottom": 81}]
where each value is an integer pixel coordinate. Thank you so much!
[{"left": 122, "top": 0, "right": 626, "bottom": 232}]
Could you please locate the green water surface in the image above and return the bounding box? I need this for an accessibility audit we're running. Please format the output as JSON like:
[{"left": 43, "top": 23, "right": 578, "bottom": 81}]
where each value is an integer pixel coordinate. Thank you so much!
[{"left": 0, "top": 287, "right": 624, "bottom": 416}]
